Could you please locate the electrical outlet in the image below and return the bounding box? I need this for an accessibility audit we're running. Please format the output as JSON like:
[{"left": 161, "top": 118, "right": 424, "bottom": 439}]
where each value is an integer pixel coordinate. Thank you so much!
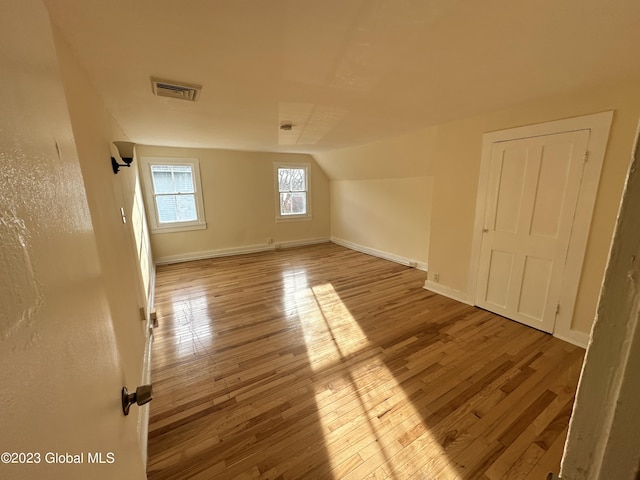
[
  {"left": 150, "top": 310, "right": 158, "bottom": 328},
  {"left": 266, "top": 237, "right": 273, "bottom": 245},
  {"left": 433, "top": 273, "right": 440, "bottom": 282}
]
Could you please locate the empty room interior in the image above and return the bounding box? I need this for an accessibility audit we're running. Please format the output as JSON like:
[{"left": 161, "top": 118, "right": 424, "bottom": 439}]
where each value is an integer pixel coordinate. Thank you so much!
[{"left": 3, "top": 1, "right": 640, "bottom": 479}]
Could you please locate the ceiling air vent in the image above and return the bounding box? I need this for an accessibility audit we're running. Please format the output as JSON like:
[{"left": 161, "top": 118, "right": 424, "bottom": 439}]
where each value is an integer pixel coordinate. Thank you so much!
[{"left": 151, "top": 77, "right": 201, "bottom": 102}]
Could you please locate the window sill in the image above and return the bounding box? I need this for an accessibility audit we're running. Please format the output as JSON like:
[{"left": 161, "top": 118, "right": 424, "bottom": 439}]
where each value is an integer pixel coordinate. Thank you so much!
[
  {"left": 150, "top": 222, "right": 207, "bottom": 234},
  {"left": 275, "top": 215, "right": 312, "bottom": 223}
]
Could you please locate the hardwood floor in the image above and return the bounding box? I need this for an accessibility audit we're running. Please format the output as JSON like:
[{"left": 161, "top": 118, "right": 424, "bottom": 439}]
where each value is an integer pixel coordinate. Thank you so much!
[{"left": 147, "top": 243, "right": 585, "bottom": 480}]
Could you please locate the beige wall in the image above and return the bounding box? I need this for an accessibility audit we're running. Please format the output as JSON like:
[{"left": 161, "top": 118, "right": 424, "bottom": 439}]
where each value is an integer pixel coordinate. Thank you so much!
[
  {"left": 314, "top": 128, "right": 437, "bottom": 267},
  {"left": 329, "top": 178, "right": 432, "bottom": 267},
  {"left": 316, "top": 79, "right": 640, "bottom": 337},
  {"left": 135, "top": 145, "right": 331, "bottom": 262},
  {"left": 316, "top": 127, "right": 437, "bottom": 180},
  {"left": 54, "top": 26, "right": 149, "bottom": 382}
]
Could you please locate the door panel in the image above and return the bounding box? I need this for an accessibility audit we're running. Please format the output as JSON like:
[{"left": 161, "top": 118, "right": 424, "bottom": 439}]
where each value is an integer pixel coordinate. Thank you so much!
[
  {"left": 519, "top": 256, "right": 552, "bottom": 319},
  {"left": 530, "top": 143, "right": 573, "bottom": 238},
  {"left": 475, "top": 130, "right": 590, "bottom": 332},
  {"left": 485, "top": 250, "right": 514, "bottom": 308},
  {"left": 0, "top": 3, "right": 146, "bottom": 479},
  {"left": 494, "top": 148, "right": 527, "bottom": 233}
]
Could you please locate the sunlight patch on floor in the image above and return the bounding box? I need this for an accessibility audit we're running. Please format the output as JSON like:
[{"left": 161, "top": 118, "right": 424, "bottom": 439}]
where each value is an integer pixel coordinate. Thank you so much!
[{"left": 282, "top": 270, "right": 460, "bottom": 479}]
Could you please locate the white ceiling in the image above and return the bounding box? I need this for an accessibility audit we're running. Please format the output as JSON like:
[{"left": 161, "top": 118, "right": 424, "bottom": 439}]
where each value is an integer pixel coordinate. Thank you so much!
[{"left": 44, "top": 0, "right": 640, "bottom": 154}]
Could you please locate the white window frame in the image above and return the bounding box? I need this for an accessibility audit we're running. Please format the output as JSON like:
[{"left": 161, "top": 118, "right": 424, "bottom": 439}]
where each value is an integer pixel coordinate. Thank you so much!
[
  {"left": 274, "top": 162, "right": 312, "bottom": 222},
  {"left": 139, "top": 156, "right": 207, "bottom": 234}
]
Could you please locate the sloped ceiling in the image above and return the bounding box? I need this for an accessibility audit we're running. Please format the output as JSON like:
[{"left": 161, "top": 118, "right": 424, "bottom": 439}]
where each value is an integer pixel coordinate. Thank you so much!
[{"left": 44, "top": 0, "right": 640, "bottom": 153}]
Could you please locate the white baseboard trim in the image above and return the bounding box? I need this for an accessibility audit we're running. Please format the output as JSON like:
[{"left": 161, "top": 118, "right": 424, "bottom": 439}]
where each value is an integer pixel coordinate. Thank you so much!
[
  {"left": 330, "top": 237, "right": 428, "bottom": 271},
  {"left": 553, "top": 329, "right": 590, "bottom": 349},
  {"left": 146, "top": 263, "right": 156, "bottom": 320},
  {"left": 137, "top": 323, "right": 153, "bottom": 468},
  {"left": 155, "top": 243, "right": 272, "bottom": 265},
  {"left": 154, "top": 237, "right": 331, "bottom": 265},
  {"left": 275, "top": 237, "right": 331, "bottom": 250},
  {"left": 423, "top": 278, "right": 590, "bottom": 348},
  {"left": 422, "top": 280, "right": 473, "bottom": 305}
]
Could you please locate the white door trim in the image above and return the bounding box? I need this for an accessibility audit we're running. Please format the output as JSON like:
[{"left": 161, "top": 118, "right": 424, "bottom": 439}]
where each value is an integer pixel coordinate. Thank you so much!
[{"left": 468, "top": 111, "right": 613, "bottom": 347}]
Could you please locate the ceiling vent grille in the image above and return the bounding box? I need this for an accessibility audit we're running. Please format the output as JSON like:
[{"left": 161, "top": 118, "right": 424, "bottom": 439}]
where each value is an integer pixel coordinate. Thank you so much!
[{"left": 151, "top": 77, "right": 201, "bottom": 102}]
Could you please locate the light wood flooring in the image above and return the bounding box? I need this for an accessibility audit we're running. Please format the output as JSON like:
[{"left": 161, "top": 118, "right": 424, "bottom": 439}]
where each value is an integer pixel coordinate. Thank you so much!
[{"left": 147, "top": 243, "right": 585, "bottom": 480}]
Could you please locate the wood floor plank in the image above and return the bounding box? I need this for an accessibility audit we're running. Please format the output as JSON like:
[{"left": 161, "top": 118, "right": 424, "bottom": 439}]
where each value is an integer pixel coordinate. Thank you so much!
[{"left": 147, "top": 243, "right": 584, "bottom": 479}]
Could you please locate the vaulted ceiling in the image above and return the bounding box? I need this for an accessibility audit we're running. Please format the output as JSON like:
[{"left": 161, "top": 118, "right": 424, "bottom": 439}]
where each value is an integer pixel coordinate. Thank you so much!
[{"left": 44, "top": 0, "right": 640, "bottom": 153}]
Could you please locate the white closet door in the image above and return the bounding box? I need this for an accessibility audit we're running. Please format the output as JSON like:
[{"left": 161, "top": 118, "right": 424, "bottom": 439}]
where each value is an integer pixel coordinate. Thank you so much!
[{"left": 475, "top": 129, "right": 589, "bottom": 333}]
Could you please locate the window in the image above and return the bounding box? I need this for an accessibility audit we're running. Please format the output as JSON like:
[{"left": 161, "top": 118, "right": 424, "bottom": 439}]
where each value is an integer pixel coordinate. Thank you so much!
[
  {"left": 140, "top": 157, "right": 206, "bottom": 233},
  {"left": 275, "top": 163, "right": 311, "bottom": 221}
]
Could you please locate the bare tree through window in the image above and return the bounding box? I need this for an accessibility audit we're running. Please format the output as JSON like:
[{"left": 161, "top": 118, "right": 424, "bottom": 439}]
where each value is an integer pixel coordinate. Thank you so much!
[{"left": 278, "top": 167, "right": 307, "bottom": 215}]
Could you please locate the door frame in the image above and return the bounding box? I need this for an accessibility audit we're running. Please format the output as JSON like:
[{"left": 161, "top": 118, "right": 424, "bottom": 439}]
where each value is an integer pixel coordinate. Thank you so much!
[{"left": 467, "top": 111, "right": 613, "bottom": 347}]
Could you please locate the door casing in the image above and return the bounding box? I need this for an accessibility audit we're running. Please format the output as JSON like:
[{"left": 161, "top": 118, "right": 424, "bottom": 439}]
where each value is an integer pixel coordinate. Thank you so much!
[{"left": 468, "top": 111, "right": 613, "bottom": 347}]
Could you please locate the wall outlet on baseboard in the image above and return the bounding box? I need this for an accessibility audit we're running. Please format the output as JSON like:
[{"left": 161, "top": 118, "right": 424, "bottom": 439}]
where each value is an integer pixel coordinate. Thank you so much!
[
  {"left": 266, "top": 237, "right": 273, "bottom": 245},
  {"left": 432, "top": 272, "right": 440, "bottom": 282},
  {"left": 150, "top": 310, "right": 158, "bottom": 328}
]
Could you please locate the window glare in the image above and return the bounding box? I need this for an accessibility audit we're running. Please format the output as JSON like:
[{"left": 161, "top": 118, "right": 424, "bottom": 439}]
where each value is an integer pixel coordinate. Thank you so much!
[{"left": 175, "top": 194, "right": 197, "bottom": 221}]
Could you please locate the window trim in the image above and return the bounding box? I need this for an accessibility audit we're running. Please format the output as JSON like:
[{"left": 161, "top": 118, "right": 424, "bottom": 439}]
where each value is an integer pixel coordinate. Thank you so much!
[
  {"left": 140, "top": 156, "right": 207, "bottom": 234},
  {"left": 274, "top": 162, "right": 312, "bottom": 222}
]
